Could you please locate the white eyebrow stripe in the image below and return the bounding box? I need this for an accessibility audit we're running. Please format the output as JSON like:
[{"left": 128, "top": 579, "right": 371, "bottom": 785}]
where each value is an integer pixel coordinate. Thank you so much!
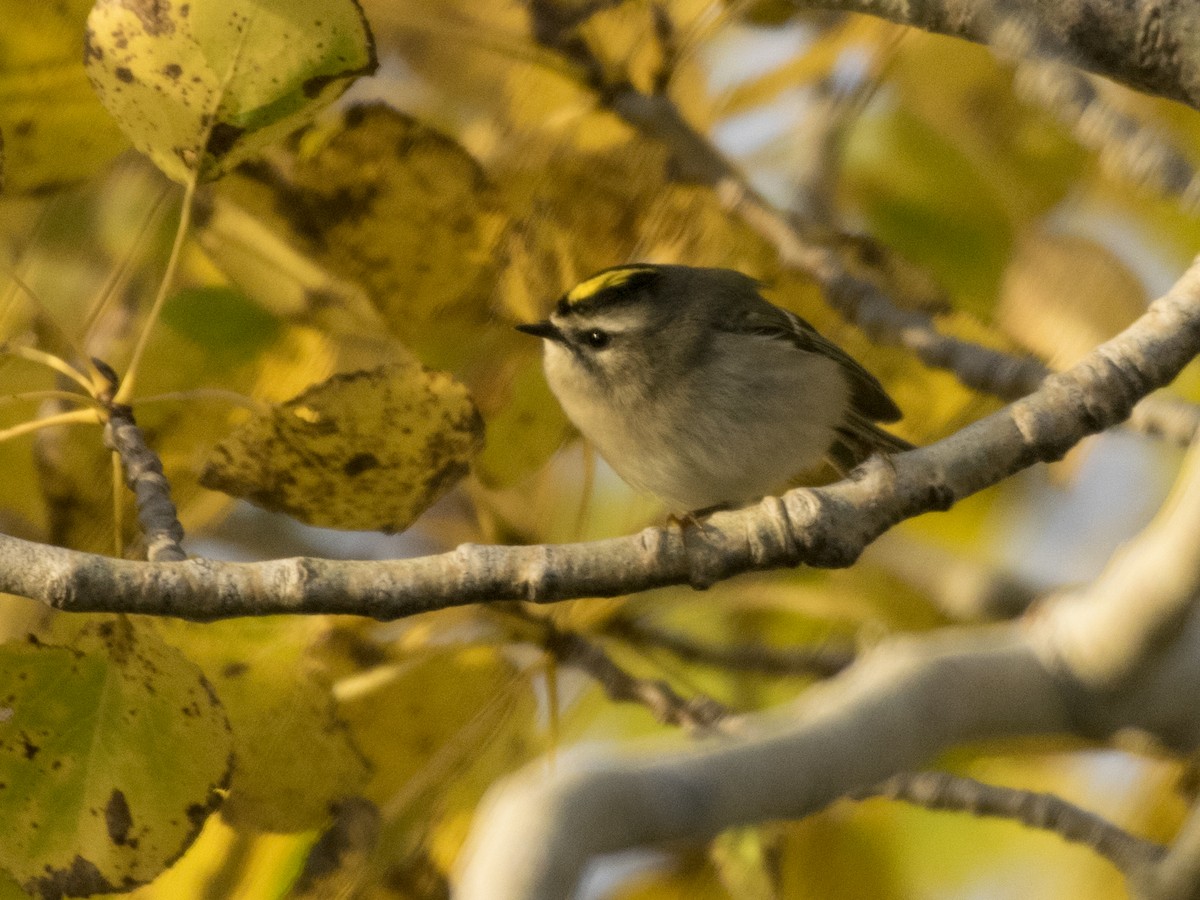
[{"left": 555, "top": 308, "right": 647, "bottom": 333}]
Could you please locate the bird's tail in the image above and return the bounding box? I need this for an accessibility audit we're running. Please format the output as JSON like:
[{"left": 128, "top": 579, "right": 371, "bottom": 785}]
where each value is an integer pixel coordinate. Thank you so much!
[{"left": 828, "top": 413, "right": 913, "bottom": 475}]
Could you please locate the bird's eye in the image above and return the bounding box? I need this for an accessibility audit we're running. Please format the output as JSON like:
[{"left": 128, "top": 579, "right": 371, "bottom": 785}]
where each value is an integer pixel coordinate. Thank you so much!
[{"left": 582, "top": 329, "right": 610, "bottom": 349}]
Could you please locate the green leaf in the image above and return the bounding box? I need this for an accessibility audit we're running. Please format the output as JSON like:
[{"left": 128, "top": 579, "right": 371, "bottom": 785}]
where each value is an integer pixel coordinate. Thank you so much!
[
  {"left": 843, "top": 108, "right": 1013, "bottom": 319},
  {"left": 0, "top": 620, "right": 232, "bottom": 897},
  {"left": 160, "top": 285, "right": 282, "bottom": 367},
  {"left": 200, "top": 362, "right": 484, "bottom": 532},
  {"left": 0, "top": 0, "right": 129, "bottom": 191},
  {"left": 336, "top": 647, "right": 538, "bottom": 833},
  {"left": 84, "top": 0, "right": 376, "bottom": 182}
]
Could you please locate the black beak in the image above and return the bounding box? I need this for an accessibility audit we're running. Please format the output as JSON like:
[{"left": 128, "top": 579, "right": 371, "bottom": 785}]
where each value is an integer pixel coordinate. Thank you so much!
[{"left": 515, "top": 320, "right": 565, "bottom": 343}]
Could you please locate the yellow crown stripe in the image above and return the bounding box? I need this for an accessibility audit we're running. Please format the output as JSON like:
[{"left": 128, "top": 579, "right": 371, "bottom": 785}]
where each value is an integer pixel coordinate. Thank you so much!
[{"left": 564, "top": 267, "right": 657, "bottom": 305}]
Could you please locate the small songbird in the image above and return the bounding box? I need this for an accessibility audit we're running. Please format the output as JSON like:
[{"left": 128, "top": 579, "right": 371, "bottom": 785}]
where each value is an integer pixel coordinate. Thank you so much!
[{"left": 517, "top": 264, "right": 911, "bottom": 512}]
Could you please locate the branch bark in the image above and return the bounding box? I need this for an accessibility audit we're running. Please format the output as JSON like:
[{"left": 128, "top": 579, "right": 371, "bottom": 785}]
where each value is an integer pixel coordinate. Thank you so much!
[
  {"left": 454, "top": 344, "right": 1200, "bottom": 900},
  {"left": 95, "top": 359, "right": 187, "bottom": 563},
  {"left": 455, "top": 628, "right": 1069, "bottom": 899},
  {"left": 0, "top": 258, "right": 1197, "bottom": 621},
  {"left": 801, "top": 0, "right": 1200, "bottom": 112}
]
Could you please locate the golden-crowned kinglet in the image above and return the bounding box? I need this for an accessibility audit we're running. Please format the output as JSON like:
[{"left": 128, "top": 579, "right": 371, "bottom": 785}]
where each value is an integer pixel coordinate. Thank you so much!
[{"left": 517, "top": 264, "right": 911, "bottom": 512}]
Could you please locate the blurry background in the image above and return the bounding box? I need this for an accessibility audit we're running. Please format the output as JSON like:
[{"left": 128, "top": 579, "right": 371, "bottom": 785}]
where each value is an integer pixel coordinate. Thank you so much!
[{"left": 1, "top": 0, "right": 1198, "bottom": 897}]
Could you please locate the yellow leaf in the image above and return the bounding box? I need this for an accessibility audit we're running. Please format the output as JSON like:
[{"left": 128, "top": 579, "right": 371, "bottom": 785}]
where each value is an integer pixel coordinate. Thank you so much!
[
  {"left": 84, "top": 0, "right": 376, "bottom": 182},
  {"left": 998, "top": 232, "right": 1147, "bottom": 369},
  {"left": 218, "top": 104, "right": 507, "bottom": 370},
  {"left": 158, "top": 618, "right": 370, "bottom": 834},
  {"left": 201, "top": 362, "right": 484, "bottom": 532}
]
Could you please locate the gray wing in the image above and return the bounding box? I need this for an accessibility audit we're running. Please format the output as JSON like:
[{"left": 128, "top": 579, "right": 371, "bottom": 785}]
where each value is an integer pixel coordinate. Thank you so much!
[{"left": 721, "top": 302, "right": 903, "bottom": 424}]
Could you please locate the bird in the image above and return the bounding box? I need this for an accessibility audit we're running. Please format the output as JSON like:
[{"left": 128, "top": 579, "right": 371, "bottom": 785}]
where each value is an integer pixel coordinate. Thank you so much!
[{"left": 516, "top": 264, "right": 911, "bottom": 513}]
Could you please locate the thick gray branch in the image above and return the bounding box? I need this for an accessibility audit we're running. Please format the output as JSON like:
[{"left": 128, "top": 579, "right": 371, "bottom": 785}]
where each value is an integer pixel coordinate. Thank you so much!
[
  {"left": 455, "top": 361, "right": 1200, "bottom": 899},
  {"left": 456, "top": 629, "right": 1069, "bottom": 899},
  {"left": 801, "top": 0, "right": 1200, "bottom": 112},
  {"left": 0, "top": 258, "right": 1198, "bottom": 621}
]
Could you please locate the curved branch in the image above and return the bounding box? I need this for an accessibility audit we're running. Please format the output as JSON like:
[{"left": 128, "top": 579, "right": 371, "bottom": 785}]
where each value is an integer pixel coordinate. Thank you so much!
[
  {"left": 802, "top": 0, "right": 1200, "bottom": 112},
  {"left": 455, "top": 629, "right": 1069, "bottom": 899},
  {"left": 0, "top": 258, "right": 1197, "bottom": 620}
]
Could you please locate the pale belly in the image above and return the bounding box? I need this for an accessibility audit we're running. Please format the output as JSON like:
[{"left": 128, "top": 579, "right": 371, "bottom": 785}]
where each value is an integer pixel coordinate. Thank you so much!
[{"left": 561, "top": 343, "right": 850, "bottom": 511}]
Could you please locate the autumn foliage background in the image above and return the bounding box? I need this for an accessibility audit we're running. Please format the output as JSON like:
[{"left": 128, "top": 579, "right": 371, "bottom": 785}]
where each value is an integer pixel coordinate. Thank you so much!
[{"left": 0, "top": 0, "right": 1198, "bottom": 898}]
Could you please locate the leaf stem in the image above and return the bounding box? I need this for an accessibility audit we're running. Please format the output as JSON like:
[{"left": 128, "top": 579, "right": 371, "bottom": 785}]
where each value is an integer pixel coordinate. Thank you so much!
[
  {"left": 1, "top": 346, "right": 96, "bottom": 394},
  {"left": 0, "top": 408, "right": 102, "bottom": 444},
  {"left": 114, "top": 174, "right": 198, "bottom": 405},
  {"left": 0, "top": 390, "right": 101, "bottom": 408},
  {"left": 133, "top": 388, "right": 270, "bottom": 415}
]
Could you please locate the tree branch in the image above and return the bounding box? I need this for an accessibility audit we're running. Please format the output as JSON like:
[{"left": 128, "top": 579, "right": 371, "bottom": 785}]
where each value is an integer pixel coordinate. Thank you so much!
[
  {"left": 94, "top": 359, "right": 187, "bottom": 563},
  {"left": 860, "top": 771, "right": 1164, "bottom": 876},
  {"left": 454, "top": 312, "right": 1200, "bottom": 898},
  {"left": 0, "top": 258, "right": 1197, "bottom": 620},
  {"left": 456, "top": 629, "right": 1070, "bottom": 899},
  {"left": 530, "top": 612, "right": 733, "bottom": 734},
  {"left": 801, "top": 0, "right": 1200, "bottom": 113}
]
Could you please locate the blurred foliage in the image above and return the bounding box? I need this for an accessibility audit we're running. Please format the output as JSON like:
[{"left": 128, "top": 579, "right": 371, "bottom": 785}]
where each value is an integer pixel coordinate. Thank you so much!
[
  {"left": 0, "top": 0, "right": 129, "bottom": 192},
  {"left": 0, "top": 0, "right": 1196, "bottom": 896},
  {"left": 155, "top": 617, "right": 371, "bottom": 834}
]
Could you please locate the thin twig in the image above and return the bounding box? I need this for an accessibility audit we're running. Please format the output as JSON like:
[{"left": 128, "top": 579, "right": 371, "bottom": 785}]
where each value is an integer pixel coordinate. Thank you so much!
[
  {"left": 0, "top": 261, "right": 102, "bottom": 384},
  {"left": 0, "top": 408, "right": 102, "bottom": 444},
  {"left": 115, "top": 3, "right": 260, "bottom": 404},
  {"left": 113, "top": 175, "right": 198, "bottom": 405},
  {"left": 860, "top": 771, "right": 1165, "bottom": 876},
  {"left": 133, "top": 388, "right": 270, "bottom": 415},
  {"left": 83, "top": 182, "right": 173, "bottom": 339},
  {"left": 505, "top": 608, "right": 733, "bottom": 735},
  {"left": 0, "top": 345, "right": 96, "bottom": 394},
  {"left": 0, "top": 390, "right": 100, "bottom": 409},
  {"left": 95, "top": 360, "right": 187, "bottom": 562}
]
